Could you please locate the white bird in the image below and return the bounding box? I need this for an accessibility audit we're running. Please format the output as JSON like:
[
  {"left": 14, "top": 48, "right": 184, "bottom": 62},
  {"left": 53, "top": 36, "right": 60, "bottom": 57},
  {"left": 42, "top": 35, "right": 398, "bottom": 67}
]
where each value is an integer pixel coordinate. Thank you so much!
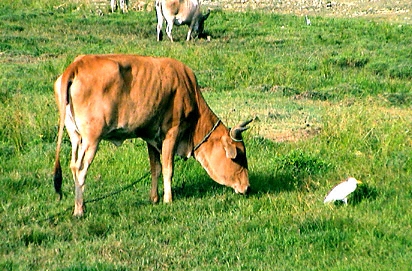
[{"left": 324, "top": 177, "right": 362, "bottom": 205}]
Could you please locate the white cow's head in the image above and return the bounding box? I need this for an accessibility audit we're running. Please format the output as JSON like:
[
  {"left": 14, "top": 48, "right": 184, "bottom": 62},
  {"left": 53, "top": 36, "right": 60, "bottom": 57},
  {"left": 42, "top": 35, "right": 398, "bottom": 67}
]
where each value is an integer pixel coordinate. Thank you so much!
[{"left": 192, "top": 9, "right": 211, "bottom": 39}]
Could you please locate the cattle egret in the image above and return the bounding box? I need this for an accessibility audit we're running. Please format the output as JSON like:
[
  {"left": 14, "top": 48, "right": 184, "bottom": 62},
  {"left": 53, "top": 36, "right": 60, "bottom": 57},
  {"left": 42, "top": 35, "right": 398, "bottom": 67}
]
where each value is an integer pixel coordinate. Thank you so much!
[{"left": 324, "top": 177, "right": 362, "bottom": 205}]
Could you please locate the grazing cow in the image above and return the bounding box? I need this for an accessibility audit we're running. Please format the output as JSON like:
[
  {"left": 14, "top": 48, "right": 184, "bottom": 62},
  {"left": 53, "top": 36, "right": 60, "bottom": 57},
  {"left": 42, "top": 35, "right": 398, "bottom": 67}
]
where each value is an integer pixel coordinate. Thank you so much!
[
  {"left": 155, "top": 0, "right": 210, "bottom": 42},
  {"left": 53, "top": 54, "right": 252, "bottom": 216}
]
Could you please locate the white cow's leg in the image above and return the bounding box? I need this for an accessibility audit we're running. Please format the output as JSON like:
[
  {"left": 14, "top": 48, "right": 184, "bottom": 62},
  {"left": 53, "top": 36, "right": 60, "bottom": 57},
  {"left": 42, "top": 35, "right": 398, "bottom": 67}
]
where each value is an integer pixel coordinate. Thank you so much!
[
  {"left": 147, "top": 144, "right": 161, "bottom": 203},
  {"left": 186, "top": 30, "right": 192, "bottom": 41},
  {"left": 155, "top": 1, "right": 164, "bottom": 41},
  {"left": 186, "top": 23, "right": 194, "bottom": 41},
  {"left": 119, "top": 0, "right": 124, "bottom": 12},
  {"left": 72, "top": 139, "right": 99, "bottom": 216},
  {"left": 110, "top": 0, "right": 116, "bottom": 13},
  {"left": 165, "top": 20, "right": 174, "bottom": 42},
  {"left": 120, "top": 0, "right": 128, "bottom": 13}
]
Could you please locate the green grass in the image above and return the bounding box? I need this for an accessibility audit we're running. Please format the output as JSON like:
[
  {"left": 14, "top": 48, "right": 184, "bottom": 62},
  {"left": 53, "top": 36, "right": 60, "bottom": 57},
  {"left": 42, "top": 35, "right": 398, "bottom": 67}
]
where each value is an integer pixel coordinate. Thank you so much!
[{"left": 1, "top": 1, "right": 412, "bottom": 270}]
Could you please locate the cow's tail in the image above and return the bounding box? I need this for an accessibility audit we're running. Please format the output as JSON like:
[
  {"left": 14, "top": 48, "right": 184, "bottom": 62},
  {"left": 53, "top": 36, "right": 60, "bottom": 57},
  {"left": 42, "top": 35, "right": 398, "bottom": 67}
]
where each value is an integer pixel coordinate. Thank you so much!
[{"left": 53, "top": 68, "right": 74, "bottom": 200}]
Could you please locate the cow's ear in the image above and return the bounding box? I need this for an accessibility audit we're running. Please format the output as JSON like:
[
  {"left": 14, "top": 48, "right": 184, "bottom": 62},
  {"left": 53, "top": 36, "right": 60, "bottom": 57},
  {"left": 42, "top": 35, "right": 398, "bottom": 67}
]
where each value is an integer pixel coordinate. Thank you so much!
[{"left": 222, "top": 136, "right": 237, "bottom": 159}]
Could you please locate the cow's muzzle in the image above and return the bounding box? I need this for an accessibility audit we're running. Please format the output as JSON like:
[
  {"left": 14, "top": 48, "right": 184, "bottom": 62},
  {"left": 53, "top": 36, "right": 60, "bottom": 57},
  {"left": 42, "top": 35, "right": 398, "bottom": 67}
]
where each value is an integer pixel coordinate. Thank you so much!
[{"left": 234, "top": 184, "right": 249, "bottom": 195}]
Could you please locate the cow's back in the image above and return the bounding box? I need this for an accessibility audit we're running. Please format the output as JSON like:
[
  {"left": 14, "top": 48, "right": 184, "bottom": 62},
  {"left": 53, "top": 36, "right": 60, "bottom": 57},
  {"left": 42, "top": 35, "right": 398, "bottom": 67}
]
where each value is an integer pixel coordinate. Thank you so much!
[{"left": 66, "top": 54, "right": 199, "bottom": 146}]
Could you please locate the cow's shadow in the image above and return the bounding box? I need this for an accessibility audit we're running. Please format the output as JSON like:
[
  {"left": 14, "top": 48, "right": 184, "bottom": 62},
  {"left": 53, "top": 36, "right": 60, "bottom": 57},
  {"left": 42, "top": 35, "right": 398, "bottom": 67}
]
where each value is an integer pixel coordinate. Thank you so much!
[
  {"left": 248, "top": 172, "right": 304, "bottom": 194},
  {"left": 171, "top": 174, "right": 223, "bottom": 200},
  {"left": 171, "top": 170, "right": 301, "bottom": 200}
]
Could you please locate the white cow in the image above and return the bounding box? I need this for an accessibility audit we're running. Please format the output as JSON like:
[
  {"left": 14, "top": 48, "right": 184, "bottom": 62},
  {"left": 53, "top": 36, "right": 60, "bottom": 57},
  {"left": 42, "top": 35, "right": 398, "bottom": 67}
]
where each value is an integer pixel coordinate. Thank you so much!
[{"left": 156, "top": 0, "right": 210, "bottom": 42}]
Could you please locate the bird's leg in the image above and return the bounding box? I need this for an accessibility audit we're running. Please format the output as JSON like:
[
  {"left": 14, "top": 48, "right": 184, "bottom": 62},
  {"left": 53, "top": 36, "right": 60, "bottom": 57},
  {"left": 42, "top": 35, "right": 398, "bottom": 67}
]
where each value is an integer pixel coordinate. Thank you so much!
[{"left": 343, "top": 198, "right": 348, "bottom": 205}]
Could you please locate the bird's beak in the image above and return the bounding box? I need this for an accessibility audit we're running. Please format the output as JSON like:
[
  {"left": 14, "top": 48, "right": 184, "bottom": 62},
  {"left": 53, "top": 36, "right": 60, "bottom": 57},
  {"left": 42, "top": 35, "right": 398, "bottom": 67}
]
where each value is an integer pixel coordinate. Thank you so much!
[{"left": 357, "top": 180, "right": 362, "bottom": 184}]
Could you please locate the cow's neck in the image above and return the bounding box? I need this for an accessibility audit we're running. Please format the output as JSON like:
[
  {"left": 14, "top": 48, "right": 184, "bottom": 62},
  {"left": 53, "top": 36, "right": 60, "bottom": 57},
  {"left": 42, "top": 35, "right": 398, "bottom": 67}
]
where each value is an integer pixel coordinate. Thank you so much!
[{"left": 192, "top": 97, "right": 222, "bottom": 153}]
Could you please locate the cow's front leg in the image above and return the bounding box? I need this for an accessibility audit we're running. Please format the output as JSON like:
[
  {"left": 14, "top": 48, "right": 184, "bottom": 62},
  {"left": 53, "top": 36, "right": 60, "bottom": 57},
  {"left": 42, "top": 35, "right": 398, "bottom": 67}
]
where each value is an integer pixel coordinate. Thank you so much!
[
  {"left": 165, "top": 21, "right": 174, "bottom": 42},
  {"left": 186, "top": 29, "right": 192, "bottom": 41},
  {"left": 161, "top": 129, "right": 178, "bottom": 203},
  {"left": 147, "top": 144, "right": 161, "bottom": 203},
  {"left": 162, "top": 165, "right": 173, "bottom": 203},
  {"left": 186, "top": 22, "right": 194, "bottom": 41}
]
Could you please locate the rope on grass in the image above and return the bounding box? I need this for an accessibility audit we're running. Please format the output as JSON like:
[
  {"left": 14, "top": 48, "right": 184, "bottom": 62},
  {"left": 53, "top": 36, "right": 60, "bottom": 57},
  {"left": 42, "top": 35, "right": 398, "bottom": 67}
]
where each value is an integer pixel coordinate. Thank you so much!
[
  {"left": 23, "top": 173, "right": 149, "bottom": 225},
  {"left": 85, "top": 173, "right": 148, "bottom": 204}
]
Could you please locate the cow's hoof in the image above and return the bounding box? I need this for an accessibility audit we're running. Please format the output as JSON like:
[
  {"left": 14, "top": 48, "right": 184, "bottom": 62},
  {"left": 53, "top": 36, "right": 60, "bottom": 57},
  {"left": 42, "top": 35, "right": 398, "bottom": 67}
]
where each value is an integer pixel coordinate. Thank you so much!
[
  {"left": 150, "top": 194, "right": 159, "bottom": 203},
  {"left": 73, "top": 203, "right": 84, "bottom": 217},
  {"left": 73, "top": 210, "right": 84, "bottom": 217},
  {"left": 163, "top": 195, "right": 172, "bottom": 203}
]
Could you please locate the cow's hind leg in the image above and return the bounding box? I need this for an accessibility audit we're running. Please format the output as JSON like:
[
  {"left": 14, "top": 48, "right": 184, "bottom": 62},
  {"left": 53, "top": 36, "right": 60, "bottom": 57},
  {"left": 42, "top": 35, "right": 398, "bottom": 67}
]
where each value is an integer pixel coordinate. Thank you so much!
[
  {"left": 147, "top": 144, "right": 161, "bottom": 203},
  {"left": 71, "top": 139, "right": 99, "bottom": 216},
  {"left": 66, "top": 129, "right": 81, "bottom": 184},
  {"left": 69, "top": 133, "right": 81, "bottom": 188},
  {"left": 120, "top": 0, "right": 128, "bottom": 13},
  {"left": 155, "top": 0, "right": 164, "bottom": 41}
]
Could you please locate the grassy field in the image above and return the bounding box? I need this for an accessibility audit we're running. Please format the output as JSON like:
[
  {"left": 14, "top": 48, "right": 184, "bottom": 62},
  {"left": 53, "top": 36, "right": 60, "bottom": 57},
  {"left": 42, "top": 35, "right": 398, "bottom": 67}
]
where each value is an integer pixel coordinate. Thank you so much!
[{"left": 1, "top": 0, "right": 411, "bottom": 270}]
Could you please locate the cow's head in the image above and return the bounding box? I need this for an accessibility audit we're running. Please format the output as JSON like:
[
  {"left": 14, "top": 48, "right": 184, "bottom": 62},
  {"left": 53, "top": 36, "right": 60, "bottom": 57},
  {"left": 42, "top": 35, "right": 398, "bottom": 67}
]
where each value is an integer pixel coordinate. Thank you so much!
[
  {"left": 192, "top": 9, "right": 211, "bottom": 39},
  {"left": 195, "top": 119, "right": 252, "bottom": 195}
]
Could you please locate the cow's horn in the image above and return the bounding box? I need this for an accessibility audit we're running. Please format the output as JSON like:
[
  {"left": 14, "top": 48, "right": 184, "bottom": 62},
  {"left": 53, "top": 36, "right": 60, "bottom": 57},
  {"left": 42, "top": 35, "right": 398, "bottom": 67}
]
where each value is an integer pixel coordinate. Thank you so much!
[
  {"left": 203, "top": 8, "right": 211, "bottom": 19},
  {"left": 230, "top": 118, "right": 254, "bottom": 141}
]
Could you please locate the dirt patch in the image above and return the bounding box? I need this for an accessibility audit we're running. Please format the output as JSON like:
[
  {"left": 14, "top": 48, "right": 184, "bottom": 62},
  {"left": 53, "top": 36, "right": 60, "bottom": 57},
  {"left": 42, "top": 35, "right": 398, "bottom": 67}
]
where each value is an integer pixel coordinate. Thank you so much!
[
  {"left": 263, "top": 125, "right": 322, "bottom": 142},
  {"left": 91, "top": 0, "right": 412, "bottom": 24},
  {"left": 202, "top": 0, "right": 411, "bottom": 23},
  {"left": 95, "top": 0, "right": 411, "bottom": 24}
]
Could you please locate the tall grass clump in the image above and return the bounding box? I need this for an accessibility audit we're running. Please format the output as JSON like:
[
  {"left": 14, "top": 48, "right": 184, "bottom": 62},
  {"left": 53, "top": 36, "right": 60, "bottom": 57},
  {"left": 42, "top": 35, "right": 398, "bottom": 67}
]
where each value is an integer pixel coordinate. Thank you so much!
[
  {"left": 274, "top": 149, "right": 333, "bottom": 191},
  {"left": 0, "top": 94, "right": 56, "bottom": 153},
  {"left": 320, "top": 101, "right": 412, "bottom": 185}
]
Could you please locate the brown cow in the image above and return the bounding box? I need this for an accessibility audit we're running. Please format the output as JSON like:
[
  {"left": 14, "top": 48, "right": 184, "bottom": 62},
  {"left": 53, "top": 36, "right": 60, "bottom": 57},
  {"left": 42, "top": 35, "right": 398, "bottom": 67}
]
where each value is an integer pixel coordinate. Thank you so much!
[{"left": 53, "top": 54, "right": 251, "bottom": 216}]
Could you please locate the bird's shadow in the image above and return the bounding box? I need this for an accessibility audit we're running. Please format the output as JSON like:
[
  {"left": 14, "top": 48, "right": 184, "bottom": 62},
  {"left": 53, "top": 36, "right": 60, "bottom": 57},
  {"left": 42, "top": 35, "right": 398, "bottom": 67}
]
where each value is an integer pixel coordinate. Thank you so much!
[{"left": 351, "top": 183, "right": 379, "bottom": 205}]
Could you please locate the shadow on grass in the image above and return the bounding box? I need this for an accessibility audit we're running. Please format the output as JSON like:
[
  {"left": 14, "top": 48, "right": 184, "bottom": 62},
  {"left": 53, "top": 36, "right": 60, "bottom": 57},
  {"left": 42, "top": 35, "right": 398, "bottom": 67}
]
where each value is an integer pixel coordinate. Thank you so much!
[
  {"left": 172, "top": 171, "right": 303, "bottom": 200},
  {"left": 351, "top": 183, "right": 379, "bottom": 205},
  {"left": 248, "top": 172, "right": 304, "bottom": 195},
  {"left": 172, "top": 174, "right": 224, "bottom": 200},
  {"left": 42, "top": 168, "right": 333, "bottom": 223}
]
